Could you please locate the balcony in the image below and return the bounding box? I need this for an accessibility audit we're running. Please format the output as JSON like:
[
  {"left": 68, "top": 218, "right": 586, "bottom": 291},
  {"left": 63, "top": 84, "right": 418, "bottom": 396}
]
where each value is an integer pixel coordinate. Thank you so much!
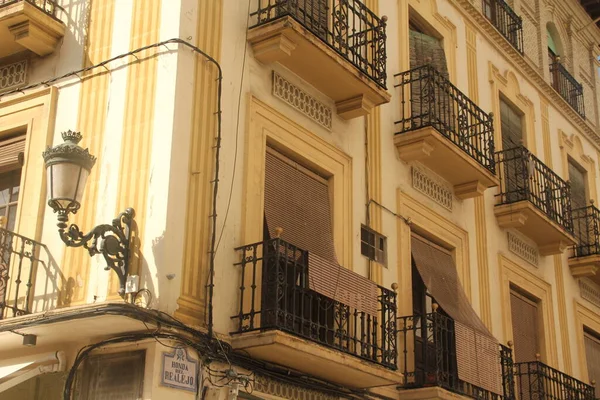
[
  {"left": 394, "top": 65, "right": 499, "bottom": 199},
  {"left": 482, "top": 0, "right": 524, "bottom": 54},
  {"left": 397, "top": 312, "right": 515, "bottom": 400},
  {"left": 230, "top": 238, "right": 399, "bottom": 388},
  {"left": 495, "top": 146, "right": 576, "bottom": 255},
  {"left": 0, "top": 0, "right": 64, "bottom": 58},
  {"left": 247, "top": 0, "right": 390, "bottom": 119},
  {"left": 550, "top": 61, "right": 585, "bottom": 118},
  {"left": 514, "top": 360, "right": 595, "bottom": 400},
  {"left": 569, "top": 205, "right": 600, "bottom": 281},
  {"left": 0, "top": 227, "right": 54, "bottom": 319}
]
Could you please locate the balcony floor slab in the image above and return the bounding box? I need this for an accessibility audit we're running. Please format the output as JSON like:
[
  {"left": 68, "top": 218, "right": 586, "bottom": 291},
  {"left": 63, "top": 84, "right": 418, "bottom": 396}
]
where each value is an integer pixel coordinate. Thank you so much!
[{"left": 231, "top": 329, "right": 399, "bottom": 388}]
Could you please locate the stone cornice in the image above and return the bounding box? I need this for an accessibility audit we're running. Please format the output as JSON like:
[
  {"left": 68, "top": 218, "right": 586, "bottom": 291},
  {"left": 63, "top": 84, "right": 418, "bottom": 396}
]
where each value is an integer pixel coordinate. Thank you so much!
[{"left": 452, "top": 0, "right": 600, "bottom": 148}]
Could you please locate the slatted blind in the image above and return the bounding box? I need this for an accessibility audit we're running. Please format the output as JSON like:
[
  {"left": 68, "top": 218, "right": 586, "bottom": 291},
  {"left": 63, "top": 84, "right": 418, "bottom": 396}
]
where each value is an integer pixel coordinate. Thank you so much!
[
  {"left": 500, "top": 99, "right": 523, "bottom": 150},
  {"left": 0, "top": 135, "right": 25, "bottom": 174},
  {"left": 409, "top": 29, "right": 449, "bottom": 76},
  {"left": 510, "top": 290, "right": 540, "bottom": 363},
  {"left": 411, "top": 235, "right": 502, "bottom": 394},
  {"left": 569, "top": 160, "right": 587, "bottom": 210},
  {"left": 584, "top": 331, "right": 600, "bottom": 385},
  {"left": 264, "top": 148, "right": 378, "bottom": 315}
]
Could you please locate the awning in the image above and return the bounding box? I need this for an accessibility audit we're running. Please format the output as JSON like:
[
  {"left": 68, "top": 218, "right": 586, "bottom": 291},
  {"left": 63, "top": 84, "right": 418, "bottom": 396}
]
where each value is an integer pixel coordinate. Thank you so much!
[
  {"left": 0, "top": 351, "right": 65, "bottom": 393},
  {"left": 411, "top": 235, "right": 502, "bottom": 395}
]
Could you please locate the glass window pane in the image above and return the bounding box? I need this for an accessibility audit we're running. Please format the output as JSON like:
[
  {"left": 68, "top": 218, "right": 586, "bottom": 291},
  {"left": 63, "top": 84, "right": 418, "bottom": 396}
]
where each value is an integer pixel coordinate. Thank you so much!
[{"left": 10, "top": 185, "right": 20, "bottom": 203}]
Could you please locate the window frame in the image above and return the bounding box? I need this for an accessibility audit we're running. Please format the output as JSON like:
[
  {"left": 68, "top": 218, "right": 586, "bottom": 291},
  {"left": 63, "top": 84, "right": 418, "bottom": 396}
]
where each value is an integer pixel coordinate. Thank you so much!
[{"left": 360, "top": 224, "right": 387, "bottom": 267}]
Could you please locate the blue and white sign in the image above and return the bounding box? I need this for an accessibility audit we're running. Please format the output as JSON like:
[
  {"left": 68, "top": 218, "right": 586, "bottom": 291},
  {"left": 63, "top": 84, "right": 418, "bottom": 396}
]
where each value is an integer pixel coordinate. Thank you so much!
[{"left": 161, "top": 347, "right": 200, "bottom": 393}]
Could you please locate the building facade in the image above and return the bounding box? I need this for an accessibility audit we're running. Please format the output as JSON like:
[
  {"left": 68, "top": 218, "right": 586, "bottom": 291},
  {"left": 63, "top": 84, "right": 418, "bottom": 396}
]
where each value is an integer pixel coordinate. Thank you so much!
[{"left": 0, "top": 0, "right": 599, "bottom": 399}]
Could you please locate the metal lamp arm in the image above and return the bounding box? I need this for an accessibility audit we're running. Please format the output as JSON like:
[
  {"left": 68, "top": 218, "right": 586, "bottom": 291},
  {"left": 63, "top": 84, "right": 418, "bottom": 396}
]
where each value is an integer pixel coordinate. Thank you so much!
[{"left": 57, "top": 208, "right": 135, "bottom": 296}]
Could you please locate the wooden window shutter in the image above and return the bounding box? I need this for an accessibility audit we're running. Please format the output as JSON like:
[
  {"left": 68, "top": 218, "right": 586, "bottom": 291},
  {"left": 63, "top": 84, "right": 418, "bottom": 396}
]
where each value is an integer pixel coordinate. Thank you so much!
[
  {"left": 409, "top": 29, "right": 449, "bottom": 77},
  {"left": 411, "top": 235, "right": 502, "bottom": 394},
  {"left": 568, "top": 160, "right": 587, "bottom": 210},
  {"left": 0, "top": 135, "right": 25, "bottom": 174},
  {"left": 584, "top": 331, "right": 600, "bottom": 384},
  {"left": 78, "top": 351, "right": 145, "bottom": 400},
  {"left": 263, "top": 148, "right": 378, "bottom": 315},
  {"left": 510, "top": 290, "right": 540, "bottom": 363},
  {"left": 500, "top": 99, "right": 523, "bottom": 150}
]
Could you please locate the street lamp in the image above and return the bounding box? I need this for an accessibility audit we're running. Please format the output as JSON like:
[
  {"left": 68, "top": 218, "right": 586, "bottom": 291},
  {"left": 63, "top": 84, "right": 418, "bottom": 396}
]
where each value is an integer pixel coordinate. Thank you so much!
[{"left": 42, "top": 131, "right": 135, "bottom": 297}]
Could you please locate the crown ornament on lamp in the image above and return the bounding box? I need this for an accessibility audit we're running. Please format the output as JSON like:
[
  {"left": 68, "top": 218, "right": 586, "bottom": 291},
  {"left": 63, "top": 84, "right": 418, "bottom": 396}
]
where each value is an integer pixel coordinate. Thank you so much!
[{"left": 43, "top": 131, "right": 135, "bottom": 298}]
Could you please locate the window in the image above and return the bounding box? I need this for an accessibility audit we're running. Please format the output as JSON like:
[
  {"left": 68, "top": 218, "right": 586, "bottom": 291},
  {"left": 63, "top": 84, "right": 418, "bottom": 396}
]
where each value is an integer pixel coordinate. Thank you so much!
[
  {"left": 584, "top": 329, "right": 600, "bottom": 384},
  {"left": 500, "top": 98, "right": 523, "bottom": 150},
  {"left": 510, "top": 289, "right": 540, "bottom": 363},
  {"left": 361, "top": 225, "right": 387, "bottom": 266},
  {"left": 77, "top": 351, "right": 145, "bottom": 400},
  {"left": 0, "top": 133, "right": 25, "bottom": 232},
  {"left": 482, "top": 0, "right": 495, "bottom": 22},
  {"left": 568, "top": 159, "right": 587, "bottom": 210}
]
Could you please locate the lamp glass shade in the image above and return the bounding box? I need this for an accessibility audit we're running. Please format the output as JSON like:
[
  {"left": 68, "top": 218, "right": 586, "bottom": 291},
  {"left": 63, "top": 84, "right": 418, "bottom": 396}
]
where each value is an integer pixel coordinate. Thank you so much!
[{"left": 47, "top": 162, "right": 90, "bottom": 210}]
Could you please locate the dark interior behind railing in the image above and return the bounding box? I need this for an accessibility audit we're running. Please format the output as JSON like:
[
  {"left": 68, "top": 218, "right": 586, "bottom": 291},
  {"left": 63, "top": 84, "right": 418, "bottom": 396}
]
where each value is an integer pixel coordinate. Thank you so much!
[
  {"left": 482, "top": 0, "right": 524, "bottom": 54},
  {"left": 0, "top": 0, "right": 56, "bottom": 16},
  {"left": 231, "top": 238, "right": 397, "bottom": 369},
  {"left": 572, "top": 205, "right": 600, "bottom": 258},
  {"left": 394, "top": 65, "right": 496, "bottom": 174},
  {"left": 249, "top": 0, "right": 387, "bottom": 88},
  {"left": 397, "top": 312, "right": 509, "bottom": 400},
  {"left": 0, "top": 228, "right": 46, "bottom": 319},
  {"left": 496, "top": 146, "right": 573, "bottom": 234},
  {"left": 514, "top": 361, "right": 596, "bottom": 400},
  {"left": 549, "top": 61, "right": 585, "bottom": 118}
]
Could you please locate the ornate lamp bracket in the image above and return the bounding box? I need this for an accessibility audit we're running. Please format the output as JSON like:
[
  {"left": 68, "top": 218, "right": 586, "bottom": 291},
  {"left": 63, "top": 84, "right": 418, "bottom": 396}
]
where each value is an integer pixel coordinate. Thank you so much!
[{"left": 56, "top": 208, "right": 135, "bottom": 297}]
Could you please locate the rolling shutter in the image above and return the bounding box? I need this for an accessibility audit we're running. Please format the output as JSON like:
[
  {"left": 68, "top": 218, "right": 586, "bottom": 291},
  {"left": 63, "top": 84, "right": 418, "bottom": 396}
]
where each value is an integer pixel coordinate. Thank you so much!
[
  {"left": 409, "top": 30, "right": 449, "bottom": 76},
  {"left": 0, "top": 136, "right": 25, "bottom": 174},
  {"left": 411, "top": 235, "right": 502, "bottom": 395},
  {"left": 500, "top": 99, "right": 523, "bottom": 150},
  {"left": 510, "top": 291, "right": 539, "bottom": 363},
  {"left": 584, "top": 331, "right": 600, "bottom": 385},
  {"left": 264, "top": 148, "right": 378, "bottom": 315},
  {"left": 569, "top": 160, "right": 587, "bottom": 211}
]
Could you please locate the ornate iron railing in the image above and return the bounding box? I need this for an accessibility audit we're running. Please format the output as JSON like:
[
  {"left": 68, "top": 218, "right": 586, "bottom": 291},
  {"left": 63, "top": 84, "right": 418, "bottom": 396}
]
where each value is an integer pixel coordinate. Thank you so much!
[
  {"left": 0, "top": 0, "right": 57, "bottom": 16},
  {"left": 501, "top": 344, "right": 515, "bottom": 400},
  {"left": 496, "top": 146, "right": 573, "bottom": 234},
  {"left": 250, "top": 0, "right": 387, "bottom": 88},
  {"left": 550, "top": 61, "right": 585, "bottom": 118},
  {"left": 514, "top": 361, "right": 595, "bottom": 400},
  {"left": 482, "top": 0, "right": 524, "bottom": 54},
  {"left": 231, "top": 238, "right": 397, "bottom": 369},
  {"left": 0, "top": 228, "right": 47, "bottom": 319},
  {"left": 397, "top": 312, "right": 512, "bottom": 400},
  {"left": 394, "top": 65, "right": 496, "bottom": 174},
  {"left": 571, "top": 205, "right": 600, "bottom": 258}
]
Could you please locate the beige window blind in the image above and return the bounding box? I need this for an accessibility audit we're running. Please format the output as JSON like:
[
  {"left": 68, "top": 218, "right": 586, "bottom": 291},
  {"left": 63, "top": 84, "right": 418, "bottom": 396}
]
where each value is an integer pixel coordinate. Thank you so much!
[
  {"left": 411, "top": 234, "right": 502, "bottom": 395},
  {"left": 569, "top": 160, "right": 587, "bottom": 210},
  {"left": 263, "top": 148, "right": 378, "bottom": 315},
  {"left": 510, "top": 290, "right": 540, "bottom": 363},
  {"left": 0, "top": 135, "right": 25, "bottom": 174},
  {"left": 584, "top": 330, "right": 600, "bottom": 384}
]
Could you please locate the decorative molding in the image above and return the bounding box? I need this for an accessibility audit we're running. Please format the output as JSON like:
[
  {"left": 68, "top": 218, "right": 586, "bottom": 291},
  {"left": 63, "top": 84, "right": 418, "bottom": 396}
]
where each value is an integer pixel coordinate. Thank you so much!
[
  {"left": 272, "top": 71, "right": 332, "bottom": 130},
  {"left": 411, "top": 165, "right": 453, "bottom": 211},
  {"left": 507, "top": 231, "right": 539, "bottom": 266},
  {"left": 254, "top": 374, "right": 338, "bottom": 400},
  {"left": 580, "top": 279, "right": 600, "bottom": 309},
  {"left": 0, "top": 60, "right": 27, "bottom": 93}
]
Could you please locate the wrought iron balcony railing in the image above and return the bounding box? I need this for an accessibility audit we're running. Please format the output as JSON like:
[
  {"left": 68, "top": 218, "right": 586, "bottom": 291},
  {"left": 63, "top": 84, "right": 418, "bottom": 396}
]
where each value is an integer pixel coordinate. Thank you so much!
[
  {"left": 496, "top": 146, "right": 573, "bottom": 234},
  {"left": 482, "top": 0, "right": 524, "bottom": 54},
  {"left": 571, "top": 205, "right": 600, "bottom": 258},
  {"left": 550, "top": 61, "right": 585, "bottom": 118},
  {"left": 397, "top": 312, "right": 514, "bottom": 400},
  {"left": 0, "top": 228, "right": 55, "bottom": 319},
  {"left": 250, "top": 0, "right": 387, "bottom": 88},
  {"left": 231, "top": 238, "right": 398, "bottom": 369},
  {"left": 514, "top": 361, "right": 596, "bottom": 400},
  {"left": 394, "top": 65, "right": 496, "bottom": 174},
  {"left": 0, "top": 0, "right": 57, "bottom": 16}
]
